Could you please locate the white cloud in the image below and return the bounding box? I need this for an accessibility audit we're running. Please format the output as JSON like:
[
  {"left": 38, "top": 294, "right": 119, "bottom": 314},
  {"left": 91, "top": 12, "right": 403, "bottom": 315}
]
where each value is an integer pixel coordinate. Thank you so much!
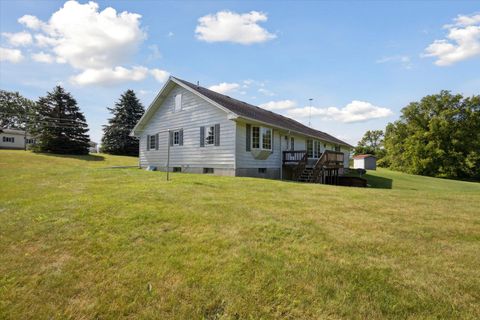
[
  {"left": 452, "top": 13, "right": 480, "bottom": 27},
  {"left": 195, "top": 11, "right": 276, "bottom": 44},
  {"left": 2, "top": 31, "right": 33, "bottom": 46},
  {"left": 18, "top": 14, "right": 45, "bottom": 30},
  {"left": 260, "top": 99, "right": 296, "bottom": 111},
  {"left": 10, "top": 1, "right": 170, "bottom": 86},
  {"left": 32, "top": 51, "right": 54, "bottom": 63},
  {"left": 423, "top": 12, "right": 480, "bottom": 66},
  {"left": 208, "top": 82, "right": 240, "bottom": 94},
  {"left": 287, "top": 100, "right": 393, "bottom": 123},
  {"left": 150, "top": 69, "right": 169, "bottom": 83},
  {"left": 0, "top": 47, "right": 24, "bottom": 63},
  {"left": 167, "top": 31, "right": 174, "bottom": 37},
  {"left": 376, "top": 55, "right": 412, "bottom": 69},
  {"left": 22, "top": 0, "right": 146, "bottom": 69},
  {"left": 71, "top": 66, "right": 150, "bottom": 86},
  {"left": 258, "top": 88, "right": 275, "bottom": 96}
]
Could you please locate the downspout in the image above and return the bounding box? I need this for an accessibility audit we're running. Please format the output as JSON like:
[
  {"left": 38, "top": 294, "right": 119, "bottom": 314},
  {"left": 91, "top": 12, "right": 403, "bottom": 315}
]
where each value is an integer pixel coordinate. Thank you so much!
[{"left": 279, "top": 132, "right": 282, "bottom": 180}]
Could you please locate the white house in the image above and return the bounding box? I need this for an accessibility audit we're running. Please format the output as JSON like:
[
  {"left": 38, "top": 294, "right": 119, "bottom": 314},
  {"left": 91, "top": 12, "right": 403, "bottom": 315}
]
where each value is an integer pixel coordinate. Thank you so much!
[
  {"left": 353, "top": 154, "right": 377, "bottom": 170},
  {"left": 131, "top": 77, "right": 353, "bottom": 183},
  {"left": 0, "top": 128, "right": 35, "bottom": 150}
]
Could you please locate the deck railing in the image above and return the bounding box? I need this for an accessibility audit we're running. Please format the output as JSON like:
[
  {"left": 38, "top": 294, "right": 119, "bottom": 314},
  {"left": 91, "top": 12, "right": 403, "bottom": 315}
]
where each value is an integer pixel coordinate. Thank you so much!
[
  {"left": 282, "top": 150, "right": 344, "bottom": 166},
  {"left": 282, "top": 150, "right": 307, "bottom": 165}
]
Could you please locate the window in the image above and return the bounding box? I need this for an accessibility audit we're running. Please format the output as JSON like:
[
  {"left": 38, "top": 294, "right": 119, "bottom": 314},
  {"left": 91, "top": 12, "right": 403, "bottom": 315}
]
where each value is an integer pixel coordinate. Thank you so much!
[
  {"left": 335, "top": 145, "right": 341, "bottom": 152},
  {"left": 262, "top": 128, "right": 272, "bottom": 150},
  {"left": 149, "top": 135, "right": 156, "bottom": 150},
  {"left": 307, "top": 140, "right": 313, "bottom": 158},
  {"left": 203, "top": 168, "right": 214, "bottom": 174},
  {"left": 26, "top": 138, "right": 35, "bottom": 144},
  {"left": 173, "top": 130, "right": 180, "bottom": 146},
  {"left": 251, "top": 126, "right": 272, "bottom": 150},
  {"left": 258, "top": 168, "right": 267, "bottom": 174},
  {"left": 200, "top": 124, "right": 219, "bottom": 147},
  {"left": 2, "top": 136, "right": 14, "bottom": 143},
  {"left": 252, "top": 127, "right": 260, "bottom": 149},
  {"left": 205, "top": 126, "right": 215, "bottom": 145},
  {"left": 290, "top": 137, "right": 294, "bottom": 150},
  {"left": 314, "top": 141, "right": 321, "bottom": 158},
  {"left": 174, "top": 94, "right": 182, "bottom": 112},
  {"left": 173, "top": 167, "right": 181, "bottom": 172}
]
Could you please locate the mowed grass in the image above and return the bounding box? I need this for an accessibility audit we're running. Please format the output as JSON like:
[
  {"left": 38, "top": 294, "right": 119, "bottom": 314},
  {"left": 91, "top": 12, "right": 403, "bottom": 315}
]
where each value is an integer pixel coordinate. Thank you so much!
[{"left": 0, "top": 150, "right": 479, "bottom": 319}]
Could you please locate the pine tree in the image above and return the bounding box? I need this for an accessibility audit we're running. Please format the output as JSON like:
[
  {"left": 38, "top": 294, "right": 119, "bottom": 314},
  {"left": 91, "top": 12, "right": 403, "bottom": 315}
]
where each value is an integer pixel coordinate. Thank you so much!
[
  {"left": 31, "top": 86, "right": 90, "bottom": 155},
  {"left": 101, "top": 90, "right": 145, "bottom": 156}
]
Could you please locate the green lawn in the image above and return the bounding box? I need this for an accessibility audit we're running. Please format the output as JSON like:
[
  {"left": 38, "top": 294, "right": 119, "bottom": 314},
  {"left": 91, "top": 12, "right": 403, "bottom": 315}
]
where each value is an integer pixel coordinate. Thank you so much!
[{"left": 1, "top": 150, "right": 479, "bottom": 319}]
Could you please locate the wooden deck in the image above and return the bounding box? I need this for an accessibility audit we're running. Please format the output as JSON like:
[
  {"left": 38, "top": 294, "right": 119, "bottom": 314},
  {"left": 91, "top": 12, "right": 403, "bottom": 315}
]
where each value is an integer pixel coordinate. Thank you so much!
[{"left": 282, "top": 150, "right": 345, "bottom": 184}]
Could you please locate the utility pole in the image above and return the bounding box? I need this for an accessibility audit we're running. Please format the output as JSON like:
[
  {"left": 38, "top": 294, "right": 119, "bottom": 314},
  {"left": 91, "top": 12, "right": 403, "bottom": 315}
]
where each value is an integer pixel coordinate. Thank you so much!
[{"left": 308, "top": 98, "right": 313, "bottom": 127}]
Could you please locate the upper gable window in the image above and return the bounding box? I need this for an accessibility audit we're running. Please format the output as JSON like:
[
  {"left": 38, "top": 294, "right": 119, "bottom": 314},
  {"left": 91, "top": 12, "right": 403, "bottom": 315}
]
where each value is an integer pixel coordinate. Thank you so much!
[{"left": 174, "top": 94, "right": 182, "bottom": 112}]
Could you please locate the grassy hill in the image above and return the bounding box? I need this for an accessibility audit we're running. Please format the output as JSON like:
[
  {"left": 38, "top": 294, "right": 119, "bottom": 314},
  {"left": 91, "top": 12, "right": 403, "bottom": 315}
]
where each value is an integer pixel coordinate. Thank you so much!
[{"left": 1, "top": 150, "right": 479, "bottom": 319}]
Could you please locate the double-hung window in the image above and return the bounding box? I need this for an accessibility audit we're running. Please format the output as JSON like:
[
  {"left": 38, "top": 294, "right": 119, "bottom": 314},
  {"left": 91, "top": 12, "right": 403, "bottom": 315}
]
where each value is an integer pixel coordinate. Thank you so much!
[
  {"left": 307, "top": 140, "right": 313, "bottom": 158},
  {"left": 3, "top": 136, "right": 14, "bottom": 143},
  {"left": 173, "top": 130, "right": 180, "bottom": 146},
  {"left": 252, "top": 127, "right": 260, "bottom": 149},
  {"left": 251, "top": 126, "right": 272, "bottom": 151},
  {"left": 149, "top": 135, "right": 156, "bottom": 150},
  {"left": 262, "top": 128, "right": 272, "bottom": 150},
  {"left": 314, "top": 141, "right": 321, "bottom": 158}
]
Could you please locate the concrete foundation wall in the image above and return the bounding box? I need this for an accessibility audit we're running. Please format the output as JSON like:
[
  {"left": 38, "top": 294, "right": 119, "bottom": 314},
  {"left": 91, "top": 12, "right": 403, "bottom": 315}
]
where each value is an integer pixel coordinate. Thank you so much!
[{"left": 235, "top": 167, "right": 281, "bottom": 179}]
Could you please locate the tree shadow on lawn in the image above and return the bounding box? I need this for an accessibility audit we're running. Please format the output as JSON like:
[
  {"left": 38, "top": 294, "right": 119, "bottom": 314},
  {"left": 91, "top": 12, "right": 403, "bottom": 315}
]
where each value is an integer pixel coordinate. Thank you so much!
[
  {"left": 39, "top": 152, "right": 105, "bottom": 161},
  {"left": 347, "top": 170, "right": 393, "bottom": 189},
  {"left": 363, "top": 173, "right": 393, "bottom": 189}
]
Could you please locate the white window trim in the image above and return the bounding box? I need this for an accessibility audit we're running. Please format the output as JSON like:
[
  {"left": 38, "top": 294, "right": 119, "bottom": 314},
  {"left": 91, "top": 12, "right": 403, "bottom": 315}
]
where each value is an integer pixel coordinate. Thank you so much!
[{"left": 251, "top": 126, "right": 272, "bottom": 151}]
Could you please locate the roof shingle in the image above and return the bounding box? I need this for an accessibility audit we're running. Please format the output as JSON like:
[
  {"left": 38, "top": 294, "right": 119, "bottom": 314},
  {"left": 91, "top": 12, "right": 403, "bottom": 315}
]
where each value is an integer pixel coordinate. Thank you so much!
[{"left": 174, "top": 77, "right": 352, "bottom": 147}]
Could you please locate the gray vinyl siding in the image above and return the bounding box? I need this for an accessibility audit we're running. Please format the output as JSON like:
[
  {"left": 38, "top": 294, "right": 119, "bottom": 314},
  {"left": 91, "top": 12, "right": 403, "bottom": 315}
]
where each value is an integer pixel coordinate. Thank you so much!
[
  {"left": 235, "top": 121, "right": 350, "bottom": 170},
  {"left": 138, "top": 85, "right": 235, "bottom": 170},
  {"left": 235, "top": 121, "right": 282, "bottom": 169}
]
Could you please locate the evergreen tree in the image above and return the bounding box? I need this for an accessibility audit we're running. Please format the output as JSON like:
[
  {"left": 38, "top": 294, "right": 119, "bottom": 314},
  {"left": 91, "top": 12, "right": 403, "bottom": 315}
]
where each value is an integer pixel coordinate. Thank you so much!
[
  {"left": 101, "top": 90, "right": 145, "bottom": 156},
  {"left": 31, "top": 86, "right": 90, "bottom": 155}
]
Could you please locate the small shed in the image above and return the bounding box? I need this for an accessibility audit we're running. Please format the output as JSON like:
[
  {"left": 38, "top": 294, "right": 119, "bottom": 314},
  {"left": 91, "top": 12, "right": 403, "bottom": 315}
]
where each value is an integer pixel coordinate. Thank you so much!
[{"left": 353, "top": 154, "right": 376, "bottom": 170}]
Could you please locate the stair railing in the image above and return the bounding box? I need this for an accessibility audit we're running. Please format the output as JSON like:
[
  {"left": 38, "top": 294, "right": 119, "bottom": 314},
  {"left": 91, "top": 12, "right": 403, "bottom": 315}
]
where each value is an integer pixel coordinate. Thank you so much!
[
  {"left": 312, "top": 152, "right": 327, "bottom": 183},
  {"left": 292, "top": 152, "right": 308, "bottom": 181}
]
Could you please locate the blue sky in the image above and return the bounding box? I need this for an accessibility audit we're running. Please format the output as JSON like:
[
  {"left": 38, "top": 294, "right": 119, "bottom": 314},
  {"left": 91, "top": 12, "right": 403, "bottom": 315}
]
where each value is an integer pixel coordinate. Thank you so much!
[{"left": 1, "top": 1, "right": 479, "bottom": 145}]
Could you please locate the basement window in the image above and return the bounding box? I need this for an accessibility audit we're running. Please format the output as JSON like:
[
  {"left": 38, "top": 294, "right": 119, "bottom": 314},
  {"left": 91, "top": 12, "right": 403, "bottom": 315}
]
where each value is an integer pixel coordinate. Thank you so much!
[
  {"left": 203, "top": 168, "right": 214, "bottom": 174},
  {"left": 258, "top": 168, "right": 267, "bottom": 174},
  {"left": 173, "top": 167, "right": 181, "bottom": 172}
]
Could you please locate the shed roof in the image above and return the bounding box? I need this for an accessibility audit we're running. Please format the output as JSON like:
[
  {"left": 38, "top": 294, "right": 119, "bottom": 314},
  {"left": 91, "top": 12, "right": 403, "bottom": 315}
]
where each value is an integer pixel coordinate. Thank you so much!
[{"left": 353, "top": 154, "right": 376, "bottom": 160}]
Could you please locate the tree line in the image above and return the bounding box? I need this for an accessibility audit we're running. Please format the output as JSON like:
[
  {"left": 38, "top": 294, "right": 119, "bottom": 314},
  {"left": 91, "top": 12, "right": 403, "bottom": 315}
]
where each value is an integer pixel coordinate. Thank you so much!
[
  {"left": 355, "top": 91, "right": 480, "bottom": 180},
  {"left": 0, "top": 86, "right": 145, "bottom": 156}
]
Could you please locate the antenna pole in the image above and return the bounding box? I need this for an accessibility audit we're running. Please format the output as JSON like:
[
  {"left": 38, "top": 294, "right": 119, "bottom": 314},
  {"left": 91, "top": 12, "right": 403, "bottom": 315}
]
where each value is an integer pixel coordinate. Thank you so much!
[{"left": 308, "top": 98, "right": 313, "bottom": 127}]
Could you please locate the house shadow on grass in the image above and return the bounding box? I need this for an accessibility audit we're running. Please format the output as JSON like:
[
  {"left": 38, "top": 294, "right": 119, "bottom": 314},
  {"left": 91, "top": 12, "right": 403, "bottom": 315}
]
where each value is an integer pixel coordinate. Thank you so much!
[
  {"left": 364, "top": 173, "right": 393, "bottom": 189},
  {"left": 39, "top": 152, "right": 105, "bottom": 161}
]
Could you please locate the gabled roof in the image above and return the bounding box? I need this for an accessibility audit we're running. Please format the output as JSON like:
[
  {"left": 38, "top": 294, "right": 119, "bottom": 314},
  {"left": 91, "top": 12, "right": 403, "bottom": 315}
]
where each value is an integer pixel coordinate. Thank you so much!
[
  {"left": 0, "top": 128, "right": 25, "bottom": 135},
  {"left": 353, "top": 154, "right": 376, "bottom": 159},
  {"left": 132, "top": 76, "right": 353, "bottom": 148}
]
